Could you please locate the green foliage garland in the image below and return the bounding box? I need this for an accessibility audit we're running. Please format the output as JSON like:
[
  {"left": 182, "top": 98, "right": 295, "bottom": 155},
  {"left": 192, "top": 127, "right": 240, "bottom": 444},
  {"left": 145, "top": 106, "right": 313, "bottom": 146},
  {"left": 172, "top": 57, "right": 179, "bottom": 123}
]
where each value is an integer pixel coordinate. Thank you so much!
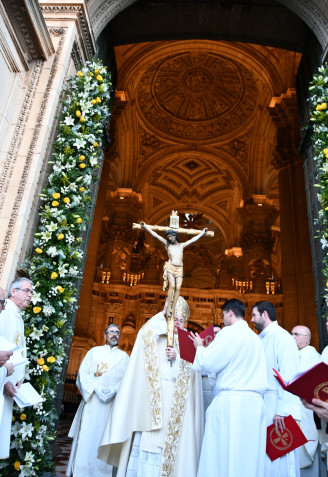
[
  {"left": 309, "top": 64, "right": 328, "bottom": 298},
  {"left": 1, "top": 61, "right": 112, "bottom": 476}
]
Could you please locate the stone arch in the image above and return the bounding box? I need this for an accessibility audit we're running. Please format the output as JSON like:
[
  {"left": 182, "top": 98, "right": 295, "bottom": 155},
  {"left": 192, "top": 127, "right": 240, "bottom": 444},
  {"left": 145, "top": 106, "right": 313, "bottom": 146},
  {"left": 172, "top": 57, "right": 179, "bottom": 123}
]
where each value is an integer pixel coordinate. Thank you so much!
[{"left": 90, "top": 0, "right": 327, "bottom": 59}]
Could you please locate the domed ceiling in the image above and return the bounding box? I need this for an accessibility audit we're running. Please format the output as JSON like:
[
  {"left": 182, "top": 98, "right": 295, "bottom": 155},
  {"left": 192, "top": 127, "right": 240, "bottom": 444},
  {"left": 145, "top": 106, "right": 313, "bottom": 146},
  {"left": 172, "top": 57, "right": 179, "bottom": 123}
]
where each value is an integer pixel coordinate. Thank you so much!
[
  {"left": 102, "top": 39, "right": 301, "bottom": 287},
  {"left": 136, "top": 51, "right": 258, "bottom": 142}
]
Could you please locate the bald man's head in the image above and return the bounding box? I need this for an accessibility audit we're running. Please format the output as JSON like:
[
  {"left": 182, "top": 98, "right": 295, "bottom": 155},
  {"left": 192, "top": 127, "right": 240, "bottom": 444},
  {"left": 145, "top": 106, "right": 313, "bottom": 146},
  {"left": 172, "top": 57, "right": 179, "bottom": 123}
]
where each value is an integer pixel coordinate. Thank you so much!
[
  {"left": 291, "top": 325, "right": 311, "bottom": 350},
  {"left": 0, "top": 287, "right": 5, "bottom": 313}
]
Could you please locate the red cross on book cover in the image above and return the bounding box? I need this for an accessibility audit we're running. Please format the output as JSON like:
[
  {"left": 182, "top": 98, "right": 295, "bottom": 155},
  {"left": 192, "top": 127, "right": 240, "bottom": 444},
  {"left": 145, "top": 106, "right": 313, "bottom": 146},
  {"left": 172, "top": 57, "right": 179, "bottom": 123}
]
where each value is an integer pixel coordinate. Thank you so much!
[{"left": 266, "top": 415, "right": 307, "bottom": 461}]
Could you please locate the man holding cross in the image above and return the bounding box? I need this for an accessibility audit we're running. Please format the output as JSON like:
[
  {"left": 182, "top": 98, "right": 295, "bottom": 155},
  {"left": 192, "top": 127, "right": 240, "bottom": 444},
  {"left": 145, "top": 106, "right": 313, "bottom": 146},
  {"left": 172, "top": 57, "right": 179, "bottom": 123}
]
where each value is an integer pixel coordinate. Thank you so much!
[{"left": 98, "top": 298, "right": 204, "bottom": 477}]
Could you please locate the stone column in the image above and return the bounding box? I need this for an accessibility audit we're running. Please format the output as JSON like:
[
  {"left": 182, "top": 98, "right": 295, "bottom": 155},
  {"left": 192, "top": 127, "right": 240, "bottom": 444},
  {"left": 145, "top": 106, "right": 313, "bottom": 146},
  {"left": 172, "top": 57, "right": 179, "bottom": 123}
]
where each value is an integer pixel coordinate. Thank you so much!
[
  {"left": 268, "top": 90, "right": 317, "bottom": 342},
  {"left": 236, "top": 200, "right": 278, "bottom": 293}
]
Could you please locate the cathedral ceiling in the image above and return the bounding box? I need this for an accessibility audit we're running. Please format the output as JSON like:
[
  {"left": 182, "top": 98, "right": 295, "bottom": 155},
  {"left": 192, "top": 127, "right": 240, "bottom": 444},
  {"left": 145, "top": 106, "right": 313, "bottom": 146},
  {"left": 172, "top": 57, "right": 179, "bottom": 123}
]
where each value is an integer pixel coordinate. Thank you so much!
[{"left": 105, "top": 40, "right": 301, "bottom": 256}]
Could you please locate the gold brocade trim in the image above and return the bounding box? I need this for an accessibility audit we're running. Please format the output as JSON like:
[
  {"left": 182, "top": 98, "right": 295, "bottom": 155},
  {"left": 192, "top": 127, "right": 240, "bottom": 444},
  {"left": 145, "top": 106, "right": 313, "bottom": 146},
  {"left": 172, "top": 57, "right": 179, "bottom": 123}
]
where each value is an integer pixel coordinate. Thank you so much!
[
  {"left": 141, "top": 321, "right": 162, "bottom": 428},
  {"left": 161, "top": 358, "right": 192, "bottom": 476}
]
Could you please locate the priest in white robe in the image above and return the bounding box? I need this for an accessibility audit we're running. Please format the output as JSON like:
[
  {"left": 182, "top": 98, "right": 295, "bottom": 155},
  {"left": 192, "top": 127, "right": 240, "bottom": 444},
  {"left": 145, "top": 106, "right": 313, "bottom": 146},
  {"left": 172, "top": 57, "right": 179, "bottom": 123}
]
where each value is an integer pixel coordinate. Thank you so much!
[
  {"left": 98, "top": 297, "right": 204, "bottom": 477},
  {"left": 201, "top": 324, "right": 221, "bottom": 416},
  {"left": 252, "top": 301, "right": 301, "bottom": 477},
  {"left": 291, "top": 325, "right": 321, "bottom": 476},
  {"left": 190, "top": 298, "right": 268, "bottom": 477},
  {"left": 66, "top": 324, "right": 129, "bottom": 477},
  {"left": 0, "top": 288, "right": 14, "bottom": 392},
  {"left": 0, "top": 278, "right": 31, "bottom": 459}
]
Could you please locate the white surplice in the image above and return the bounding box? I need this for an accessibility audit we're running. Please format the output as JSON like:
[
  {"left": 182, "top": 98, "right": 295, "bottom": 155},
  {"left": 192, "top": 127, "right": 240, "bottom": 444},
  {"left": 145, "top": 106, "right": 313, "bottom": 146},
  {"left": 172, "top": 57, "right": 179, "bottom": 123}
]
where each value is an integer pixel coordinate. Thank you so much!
[
  {"left": 298, "top": 345, "right": 321, "bottom": 476},
  {"left": 66, "top": 345, "right": 129, "bottom": 477},
  {"left": 259, "top": 321, "right": 301, "bottom": 477},
  {"left": 0, "top": 299, "right": 25, "bottom": 459},
  {"left": 193, "top": 319, "right": 269, "bottom": 477},
  {"left": 98, "top": 312, "right": 204, "bottom": 477},
  {"left": 320, "top": 346, "right": 328, "bottom": 472}
]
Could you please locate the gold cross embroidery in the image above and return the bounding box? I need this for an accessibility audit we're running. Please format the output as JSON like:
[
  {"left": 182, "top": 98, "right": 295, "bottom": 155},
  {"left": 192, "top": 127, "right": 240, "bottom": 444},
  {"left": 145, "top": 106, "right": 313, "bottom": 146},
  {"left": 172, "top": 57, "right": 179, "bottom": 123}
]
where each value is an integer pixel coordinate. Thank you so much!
[{"left": 94, "top": 362, "right": 109, "bottom": 377}]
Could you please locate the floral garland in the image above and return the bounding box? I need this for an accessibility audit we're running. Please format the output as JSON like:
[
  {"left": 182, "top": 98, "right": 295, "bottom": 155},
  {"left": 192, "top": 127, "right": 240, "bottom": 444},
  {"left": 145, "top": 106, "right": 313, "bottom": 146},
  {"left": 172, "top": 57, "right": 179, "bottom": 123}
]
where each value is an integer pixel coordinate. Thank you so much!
[
  {"left": 309, "top": 64, "right": 328, "bottom": 303},
  {"left": 1, "top": 61, "right": 112, "bottom": 476}
]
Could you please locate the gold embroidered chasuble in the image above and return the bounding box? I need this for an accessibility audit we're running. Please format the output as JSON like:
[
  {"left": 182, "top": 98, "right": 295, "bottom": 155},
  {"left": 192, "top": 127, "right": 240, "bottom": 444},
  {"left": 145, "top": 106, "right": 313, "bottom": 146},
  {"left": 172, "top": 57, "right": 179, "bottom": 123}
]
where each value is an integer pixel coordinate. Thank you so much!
[{"left": 97, "top": 312, "right": 204, "bottom": 477}]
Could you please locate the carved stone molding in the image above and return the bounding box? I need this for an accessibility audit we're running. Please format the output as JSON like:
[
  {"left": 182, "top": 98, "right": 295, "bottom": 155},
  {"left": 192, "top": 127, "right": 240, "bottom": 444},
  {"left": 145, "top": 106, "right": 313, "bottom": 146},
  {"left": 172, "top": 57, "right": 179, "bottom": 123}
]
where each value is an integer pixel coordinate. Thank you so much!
[
  {"left": 139, "top": 303, "right": 159, "bottom": 316},
  {"left": 40, "top": 3, "right": 95, "bottom": 59},
  {"left": 138, "top": 127, "right": 164, "bottom": 166},
  {"left": 71, "top": 40, "right": 83, "bottom": 69},
  {"left": 278, "top": 0, "right": 328, "bottom": 56},
  {"left": 147, "top": 159, "right": 235, "bottom": 201},
  {"left": 0, "top": 59, "right": 43, "bottom": 214},
  {"left": 103, "top": 224, "right": 137, "bottom": 244},
  {"left": 48, "top": 27, "right": 66, "bottom": 36},
  {"left": 268, "top": 89, "right": 301, "bottom": 171},
  {"left": 137, "top": 51, "right": 258, "bottom": 143},
  {"left": 0, "top": 22, "right": 20, "bottom": 73},
  {"left": 2, "top": 0, "right": 54, "bottom": 61},
  {"left": 91, "top": 0, "right": 135, "bottom": 38},
  {"left": 91, "top": 0, "right": 328, "bottom": 57},
  {"left": 0, "top": 28, "right": 67, "bottom": 276},
  {"left": 223, "top": 135, "right": 250, "bottom": 173}
]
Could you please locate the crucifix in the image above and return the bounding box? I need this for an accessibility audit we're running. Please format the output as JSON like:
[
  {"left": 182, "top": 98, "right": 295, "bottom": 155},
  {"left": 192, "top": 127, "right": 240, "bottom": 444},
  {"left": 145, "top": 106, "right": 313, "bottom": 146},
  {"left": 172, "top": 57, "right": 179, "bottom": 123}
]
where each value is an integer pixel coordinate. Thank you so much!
[{"left": 133, "top": 211, "right": 214, "bottom": 347}]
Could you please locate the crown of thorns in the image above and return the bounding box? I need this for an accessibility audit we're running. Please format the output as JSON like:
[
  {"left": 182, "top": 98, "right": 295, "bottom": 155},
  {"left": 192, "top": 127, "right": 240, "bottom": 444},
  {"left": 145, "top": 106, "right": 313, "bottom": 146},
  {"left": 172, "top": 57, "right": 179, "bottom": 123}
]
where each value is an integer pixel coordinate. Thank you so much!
[{"left": 165, "top": 229, "right": 178, "bottom": 238}]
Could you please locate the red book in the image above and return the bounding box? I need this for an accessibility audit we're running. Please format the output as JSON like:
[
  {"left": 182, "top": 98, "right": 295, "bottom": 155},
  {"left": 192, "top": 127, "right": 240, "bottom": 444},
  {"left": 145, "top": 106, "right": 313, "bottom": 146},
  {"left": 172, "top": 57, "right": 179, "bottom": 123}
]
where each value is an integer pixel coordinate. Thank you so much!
[
  {"left": 266, "top": 415, "right": 307, "bottom": 461},
  {"left": 178, "top": 325, "right": 214, "bottom": 363},
  {"left": 273, "top": 361, "right": 328, "bottom": 403}
]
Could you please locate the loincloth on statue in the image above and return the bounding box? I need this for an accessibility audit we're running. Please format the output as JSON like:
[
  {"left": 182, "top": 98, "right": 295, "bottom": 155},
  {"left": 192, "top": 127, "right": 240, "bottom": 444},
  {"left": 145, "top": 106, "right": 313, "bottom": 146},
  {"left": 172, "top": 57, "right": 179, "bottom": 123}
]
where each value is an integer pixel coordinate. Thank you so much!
[{"left": 163, "top": 262, "right": 183, "bottom": 291}]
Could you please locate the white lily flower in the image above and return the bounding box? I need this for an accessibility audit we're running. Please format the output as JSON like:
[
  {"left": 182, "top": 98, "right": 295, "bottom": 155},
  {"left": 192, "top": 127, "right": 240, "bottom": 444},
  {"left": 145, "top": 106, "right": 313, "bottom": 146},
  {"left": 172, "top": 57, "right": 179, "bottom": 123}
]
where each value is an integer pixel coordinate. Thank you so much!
[
  {"left": 40, "top": 231, "right": 52, "bottom": 242},
  {"left": 45, "top": 221, "right": 58, "bottom": 232},
  {"left": 64, "top": 116, "right": 75, "bottom": 126},
  {"left": 31, "top": 292, "right": 42, "bottom": 305},
  {"left": 29, "top": 327, "right": 44, "bottom": 341},
  {"left": 46, "top": 246, "right": 58, "bottom": 257},
  {"left": 73, "top": 137, "right": 87, "bottom": 149}
]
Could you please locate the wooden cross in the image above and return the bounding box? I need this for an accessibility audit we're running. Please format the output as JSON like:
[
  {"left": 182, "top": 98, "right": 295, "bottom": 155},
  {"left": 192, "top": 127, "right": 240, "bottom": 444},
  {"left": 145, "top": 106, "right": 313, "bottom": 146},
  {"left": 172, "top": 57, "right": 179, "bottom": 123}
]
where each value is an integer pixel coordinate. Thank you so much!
[{"left": 133, "top": 211, "right": 214, "bottom": 348}]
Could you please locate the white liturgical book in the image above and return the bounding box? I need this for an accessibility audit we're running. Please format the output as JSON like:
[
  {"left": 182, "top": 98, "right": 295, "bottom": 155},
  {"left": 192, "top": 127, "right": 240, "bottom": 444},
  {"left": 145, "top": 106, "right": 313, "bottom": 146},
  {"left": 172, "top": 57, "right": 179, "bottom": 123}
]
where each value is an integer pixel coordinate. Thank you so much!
[
  {"left": 13, "top": 382, "right": 44, "bottom": 408},
  {"left": 0, "top": 336, "right": 29, "bottom": 384}
]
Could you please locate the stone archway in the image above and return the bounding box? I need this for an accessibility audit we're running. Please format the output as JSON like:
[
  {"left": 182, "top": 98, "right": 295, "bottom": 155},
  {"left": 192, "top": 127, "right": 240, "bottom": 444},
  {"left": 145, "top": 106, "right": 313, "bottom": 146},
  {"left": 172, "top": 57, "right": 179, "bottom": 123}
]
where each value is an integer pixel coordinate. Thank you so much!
[{"left": 64, "top": 0, "right": 328, "bottom": 377}]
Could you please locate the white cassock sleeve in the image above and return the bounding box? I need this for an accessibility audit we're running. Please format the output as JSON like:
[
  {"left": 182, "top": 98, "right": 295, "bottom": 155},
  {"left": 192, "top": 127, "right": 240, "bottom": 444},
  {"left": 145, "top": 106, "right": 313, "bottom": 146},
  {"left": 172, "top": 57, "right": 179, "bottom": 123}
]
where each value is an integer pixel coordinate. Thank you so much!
[
  {"left": 275, "top": 335, "right": 300, "bottom": 418},
  {"left": 193, "top": 329, "right": 236, "bottom": 374},
  {"left": 0, "top": 366, "right": 7, "bottom": 388},
  {"left": 76, "top": 350, "right": 97, "bottom": 403}
]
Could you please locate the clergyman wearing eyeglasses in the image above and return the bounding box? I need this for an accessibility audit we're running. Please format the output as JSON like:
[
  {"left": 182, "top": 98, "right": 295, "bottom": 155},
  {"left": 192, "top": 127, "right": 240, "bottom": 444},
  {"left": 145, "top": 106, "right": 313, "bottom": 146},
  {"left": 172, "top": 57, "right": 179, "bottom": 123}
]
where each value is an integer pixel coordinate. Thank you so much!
[
  {"left": 291, "top": 325, "right": 322, "bottom": 475},
  {"left": 0, "top": 277, "right": 33, "bottom": 459},
  {"left": 66, "top": 324, "right": 129, "bottom": 477}
]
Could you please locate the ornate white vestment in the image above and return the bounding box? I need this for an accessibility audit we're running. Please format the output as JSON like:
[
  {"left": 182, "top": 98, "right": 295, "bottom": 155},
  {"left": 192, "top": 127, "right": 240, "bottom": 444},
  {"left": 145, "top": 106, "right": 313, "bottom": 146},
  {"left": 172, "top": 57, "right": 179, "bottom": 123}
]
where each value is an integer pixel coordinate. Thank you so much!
[{"left": 98, "top": 312, "right": 204, "bottom": 477}]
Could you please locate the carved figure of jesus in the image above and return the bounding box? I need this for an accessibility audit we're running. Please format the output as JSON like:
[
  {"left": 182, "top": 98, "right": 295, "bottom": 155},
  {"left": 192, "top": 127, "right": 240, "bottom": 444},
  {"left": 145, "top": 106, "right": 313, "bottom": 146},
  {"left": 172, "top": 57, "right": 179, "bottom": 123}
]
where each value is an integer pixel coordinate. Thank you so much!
[{"left": 141, "top": 222, "right": 208, "bottom": 318}]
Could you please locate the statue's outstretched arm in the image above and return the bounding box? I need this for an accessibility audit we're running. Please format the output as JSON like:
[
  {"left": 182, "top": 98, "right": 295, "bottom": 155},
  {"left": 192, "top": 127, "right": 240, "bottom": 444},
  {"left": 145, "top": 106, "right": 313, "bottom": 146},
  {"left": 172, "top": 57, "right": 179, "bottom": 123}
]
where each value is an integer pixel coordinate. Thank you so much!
[
  {"left": 140, "top": 222, "right": 167, "bottom": 246},
  {"left": 182, "top": 228, "right": 208, "bottom": 249}
]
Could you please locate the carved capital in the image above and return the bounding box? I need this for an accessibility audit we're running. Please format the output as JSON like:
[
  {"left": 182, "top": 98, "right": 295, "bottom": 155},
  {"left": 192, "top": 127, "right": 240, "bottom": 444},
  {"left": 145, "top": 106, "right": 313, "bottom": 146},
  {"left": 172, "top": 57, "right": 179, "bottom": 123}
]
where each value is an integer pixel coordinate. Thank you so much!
[
  {"left": 268, "top": 89, "right": 302, "bottom": 171},
  {"left": 40, "top": 1, "right": 95, "bottom": 59},
  {"left": 2, "top": 0, "right": 54, "bottom": 63}
]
